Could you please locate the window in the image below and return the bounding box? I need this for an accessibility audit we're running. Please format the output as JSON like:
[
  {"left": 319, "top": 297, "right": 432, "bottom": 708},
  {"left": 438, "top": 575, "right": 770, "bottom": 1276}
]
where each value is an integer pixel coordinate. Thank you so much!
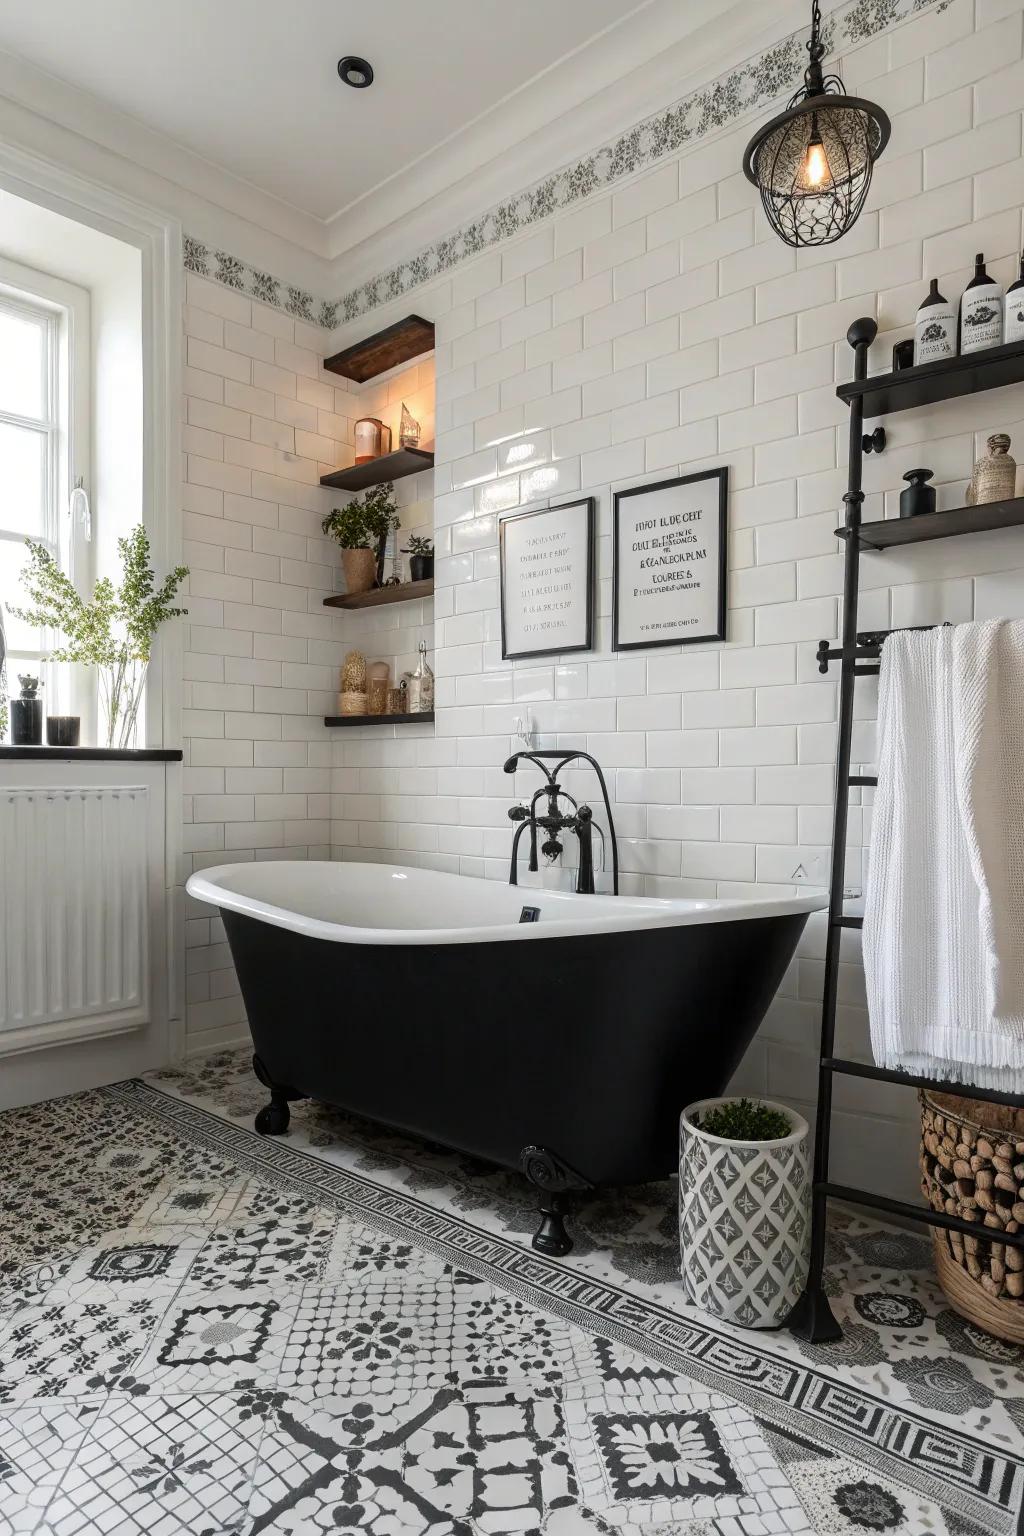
[{"left": 0, "top": 263, "right": 90, "bottom": 715}]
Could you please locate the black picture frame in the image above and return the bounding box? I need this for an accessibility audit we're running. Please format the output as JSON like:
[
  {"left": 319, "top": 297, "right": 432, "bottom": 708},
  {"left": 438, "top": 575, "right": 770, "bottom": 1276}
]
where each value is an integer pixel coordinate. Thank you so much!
[
  {"left": 612, "top": 468, "right": 728, "bottom": 651},
  {"left": 499, "top": 497, "right": 595, "bottom": 661}
]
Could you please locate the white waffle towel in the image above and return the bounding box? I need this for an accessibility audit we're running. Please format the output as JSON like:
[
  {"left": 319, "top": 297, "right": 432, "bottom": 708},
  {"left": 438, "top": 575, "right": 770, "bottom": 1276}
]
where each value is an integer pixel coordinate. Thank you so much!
[{"left": 864, "top": 620, "right": 1024, "bottom": 1091}]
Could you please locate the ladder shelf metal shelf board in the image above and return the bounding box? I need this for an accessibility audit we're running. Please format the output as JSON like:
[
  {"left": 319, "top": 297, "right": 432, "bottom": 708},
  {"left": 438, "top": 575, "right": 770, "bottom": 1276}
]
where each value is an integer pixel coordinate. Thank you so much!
[{"left": 787, "top": 317, "right": 1024, "bottom": 1346}]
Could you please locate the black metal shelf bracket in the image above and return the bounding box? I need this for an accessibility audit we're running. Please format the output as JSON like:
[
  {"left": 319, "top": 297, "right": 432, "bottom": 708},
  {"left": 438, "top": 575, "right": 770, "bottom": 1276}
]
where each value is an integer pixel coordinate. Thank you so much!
[{"left": 786, "top": 316, "right": 1024, "bottom": 1344}]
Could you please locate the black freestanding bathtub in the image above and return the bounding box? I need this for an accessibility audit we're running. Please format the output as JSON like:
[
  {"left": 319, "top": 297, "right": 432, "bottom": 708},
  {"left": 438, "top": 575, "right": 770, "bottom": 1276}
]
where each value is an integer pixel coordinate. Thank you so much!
[{"left": 186, "top": 860, "right": 823, "bottom": 1254}]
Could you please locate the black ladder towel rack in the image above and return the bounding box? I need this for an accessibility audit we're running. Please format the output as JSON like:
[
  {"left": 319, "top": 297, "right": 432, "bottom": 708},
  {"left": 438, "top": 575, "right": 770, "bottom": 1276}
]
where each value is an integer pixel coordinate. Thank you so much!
[{"left": 786, "top": 316, "right": 1024, "bottom": 1344}]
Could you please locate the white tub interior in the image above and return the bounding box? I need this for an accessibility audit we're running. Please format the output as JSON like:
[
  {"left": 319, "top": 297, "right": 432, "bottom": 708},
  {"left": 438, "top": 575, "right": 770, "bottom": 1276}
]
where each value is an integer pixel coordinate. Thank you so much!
[{"left": 187, "top": 861, "right": 826, "bottom": 945}]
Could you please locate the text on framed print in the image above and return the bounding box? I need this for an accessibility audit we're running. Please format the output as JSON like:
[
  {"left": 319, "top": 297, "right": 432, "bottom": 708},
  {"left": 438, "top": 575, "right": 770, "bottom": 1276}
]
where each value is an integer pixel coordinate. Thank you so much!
[
  {"left": 613, "top": 469, "right": 728, "bottom": 650},
  {"left": 499, "top": 498, "right": 595, "bottom": 660}
]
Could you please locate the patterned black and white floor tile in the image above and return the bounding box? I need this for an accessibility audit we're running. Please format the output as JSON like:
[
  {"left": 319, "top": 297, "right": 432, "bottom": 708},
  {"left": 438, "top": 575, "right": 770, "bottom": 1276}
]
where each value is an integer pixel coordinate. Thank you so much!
[{"left": 0, "top": 1057, "right": 1019, "bottom": 1535}]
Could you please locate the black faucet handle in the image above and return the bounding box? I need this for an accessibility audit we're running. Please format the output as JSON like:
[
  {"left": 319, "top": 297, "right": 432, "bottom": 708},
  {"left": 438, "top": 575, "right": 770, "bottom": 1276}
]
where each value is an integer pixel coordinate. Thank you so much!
[{"left": 508, "top": 804, "right": 530, "bottom": 822}]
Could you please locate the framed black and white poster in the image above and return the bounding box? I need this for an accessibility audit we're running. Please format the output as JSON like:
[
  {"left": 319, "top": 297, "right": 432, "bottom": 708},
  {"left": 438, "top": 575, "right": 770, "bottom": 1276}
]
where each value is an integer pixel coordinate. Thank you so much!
[
  {"left": 499, "top": 497, "right": 595, "bottom": 660},
  {"left": 613, "top": 468, "right": 728, "bottom": 651}
]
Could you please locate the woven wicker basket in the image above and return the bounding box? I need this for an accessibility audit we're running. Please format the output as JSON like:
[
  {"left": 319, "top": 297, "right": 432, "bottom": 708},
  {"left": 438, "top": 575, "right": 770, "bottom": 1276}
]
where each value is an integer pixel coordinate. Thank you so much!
[{"left": 920, "top": 1090, "right": 1024, "bottom": 1344}]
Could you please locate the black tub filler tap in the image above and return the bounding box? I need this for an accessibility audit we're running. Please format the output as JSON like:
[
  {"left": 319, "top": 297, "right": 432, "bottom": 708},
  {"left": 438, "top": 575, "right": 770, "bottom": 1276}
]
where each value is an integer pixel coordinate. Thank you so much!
[{"left": 504, "top": 749, "right": 618, "bottom": 896}]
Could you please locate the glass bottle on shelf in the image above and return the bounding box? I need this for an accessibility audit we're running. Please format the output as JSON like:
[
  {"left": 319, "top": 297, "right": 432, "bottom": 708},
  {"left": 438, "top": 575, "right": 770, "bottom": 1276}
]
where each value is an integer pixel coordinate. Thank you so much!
[
  {"left": 959, "top": 253, "right": 1003, "bottom": 355},
  {"left": 406, "top": 641, "right": 434, "bottom": 714},
  {"left": 1004, "top": 251, "right": 1024, "bottom": 344}
]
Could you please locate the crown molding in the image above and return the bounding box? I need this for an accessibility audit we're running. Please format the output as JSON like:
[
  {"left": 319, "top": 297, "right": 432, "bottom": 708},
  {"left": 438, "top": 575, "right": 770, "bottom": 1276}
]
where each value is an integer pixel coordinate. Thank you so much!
[
  {"left": 321, "top": 0, "right": 771, "bottom": 260},
  {"left": 0, "top": 46, "right": 333, "bottom": 280},
  {"left": 4, "top": 0, "right": 949, "bottom": 332}
]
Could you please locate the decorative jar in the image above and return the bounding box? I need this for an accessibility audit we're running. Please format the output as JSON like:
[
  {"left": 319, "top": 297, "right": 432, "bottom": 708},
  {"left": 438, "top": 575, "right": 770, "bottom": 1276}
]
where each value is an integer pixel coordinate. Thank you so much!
[
  {"left": 11, "top": 675, "right": 43, "bottom": 746},
  {"left": 367, "top": 662, "right": 390, "bottom": 715},
  {"left": 354, "top": 417, "right": 391, "bottom": 464},
  {"left": 46, "top": 716, "right": 81, "bottom": 747},
  {"left": 967, "top": 433, "right": 1016, "bottom": 506},
  {"left": 679, "top": 1097, "right": 809, "bottom": 1328}
]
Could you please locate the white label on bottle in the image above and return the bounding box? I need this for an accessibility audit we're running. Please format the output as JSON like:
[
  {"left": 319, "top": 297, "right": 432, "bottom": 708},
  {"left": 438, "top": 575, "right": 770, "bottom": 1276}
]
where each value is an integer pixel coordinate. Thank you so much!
[
  {"left": 914, "top": 302, "right": 956, "bottom": 363},
  {"left": 1005, "top": 290, "right": 1024, "bottom": 344},
  {"left": 961, "top": 283, "right": 1004, "bottom": 352}
]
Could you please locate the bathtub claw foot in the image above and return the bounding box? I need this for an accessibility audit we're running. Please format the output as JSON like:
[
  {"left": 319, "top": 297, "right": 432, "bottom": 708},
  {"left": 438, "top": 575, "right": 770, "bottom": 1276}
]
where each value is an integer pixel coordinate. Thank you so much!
[
  {"left": 519, "top": 1145, "right": 590, "bottom": 1259},
  {"left": 255, "top": 1098, "right": 290, "bottom": 1136},
  {"left": 533, "top": 1192, "right": 573, "bottom": 1257},
  {"left": 251, "top": 1055, "right": 302, "bottom": 1137}
]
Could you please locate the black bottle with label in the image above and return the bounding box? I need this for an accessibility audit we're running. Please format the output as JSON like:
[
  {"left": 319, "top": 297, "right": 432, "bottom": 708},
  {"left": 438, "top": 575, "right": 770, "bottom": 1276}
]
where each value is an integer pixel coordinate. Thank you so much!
[
  {"left": 959, "top": 252, "right": 1003, "bottom": 354},
  {"left": 1005, "top": 251, "right": 1024, "bottom": 345},
  {"left": 913, "top": 278, "right": 955, "bottom": 364}
]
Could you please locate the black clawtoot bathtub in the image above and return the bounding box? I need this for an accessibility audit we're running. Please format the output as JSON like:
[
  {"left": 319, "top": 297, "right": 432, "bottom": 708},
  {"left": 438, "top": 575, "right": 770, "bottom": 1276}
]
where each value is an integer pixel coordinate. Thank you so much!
[{"left": 186, "top": 861, "right": 824, "bottom": 1255}]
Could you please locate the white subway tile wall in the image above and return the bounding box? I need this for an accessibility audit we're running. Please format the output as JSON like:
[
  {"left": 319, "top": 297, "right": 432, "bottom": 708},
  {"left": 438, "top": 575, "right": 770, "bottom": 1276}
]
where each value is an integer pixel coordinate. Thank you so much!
[
  {"left": 181, "top": 275, "right": 434, "bottom": 1053},
  {"left": 188, "top": 1, "right": 1024, "bottom": 1199}
]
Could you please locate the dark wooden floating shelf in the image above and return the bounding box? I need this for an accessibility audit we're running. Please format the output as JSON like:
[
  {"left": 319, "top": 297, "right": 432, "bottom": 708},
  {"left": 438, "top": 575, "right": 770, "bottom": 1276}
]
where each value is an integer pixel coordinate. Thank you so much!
[
  {"left": 324, "top": 711, "right": 435, "bottom": 728},
  {"left": 320, "top": 447, "right": 433, "bottom": 492},
  {"left": 837, "top": 333, "right": 1024, "bottom": 419},
  {"left": 836, "top": 496, "right": 1024, "bottom": 551},
  {"left": 324, "top": 578, "right": 433, "bottom": 611},
  {"left": 324, "top": 315, "right": 435, "bottom": 383}
]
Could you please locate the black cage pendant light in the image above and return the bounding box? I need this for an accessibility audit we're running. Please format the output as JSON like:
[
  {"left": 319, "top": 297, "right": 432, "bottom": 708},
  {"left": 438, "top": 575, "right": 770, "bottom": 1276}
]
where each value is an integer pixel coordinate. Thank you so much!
[{"left": 743, "top": 0, "right": 890, "bottom": 248}]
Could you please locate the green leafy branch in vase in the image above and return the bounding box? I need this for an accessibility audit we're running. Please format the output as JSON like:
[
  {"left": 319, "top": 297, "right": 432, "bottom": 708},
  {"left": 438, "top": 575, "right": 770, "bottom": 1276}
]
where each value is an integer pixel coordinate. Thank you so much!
[{"left": 10, "top": 526, "right": 188, "bottom": 748}]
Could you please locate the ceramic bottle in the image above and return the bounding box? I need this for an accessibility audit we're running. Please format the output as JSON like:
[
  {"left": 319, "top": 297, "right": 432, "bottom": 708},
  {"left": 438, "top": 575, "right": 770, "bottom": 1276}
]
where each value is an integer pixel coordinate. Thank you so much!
[
  {"left": 959, "top": 253, "right": 1004, "bottom": 355},
  {"left": 1005, "top": 251, "right": 1024, "bottom": 344},
  {"left": 914, "top": 278, "right": 956, "bottom": 364},
  {"left": 967, "top": 434, "right": 1016, "bottom": 506}
]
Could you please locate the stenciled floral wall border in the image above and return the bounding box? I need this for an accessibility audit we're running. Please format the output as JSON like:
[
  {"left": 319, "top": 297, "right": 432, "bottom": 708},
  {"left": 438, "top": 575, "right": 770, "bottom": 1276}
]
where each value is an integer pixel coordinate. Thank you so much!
[{"left": 183, "top": 0, "right": 949, "bottom": 333}]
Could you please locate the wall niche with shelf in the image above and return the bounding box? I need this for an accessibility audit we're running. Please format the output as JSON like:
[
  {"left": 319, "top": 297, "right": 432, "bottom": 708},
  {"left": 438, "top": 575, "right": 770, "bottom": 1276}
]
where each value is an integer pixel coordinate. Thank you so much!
[{"left": 321, "top": 314, "right": 437, "bottom": 729}]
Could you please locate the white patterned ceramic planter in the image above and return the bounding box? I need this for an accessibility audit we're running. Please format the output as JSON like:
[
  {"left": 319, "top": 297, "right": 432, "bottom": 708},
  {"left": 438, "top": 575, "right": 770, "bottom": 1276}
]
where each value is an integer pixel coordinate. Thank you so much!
[{"left": 679, "top": 1097, "right": 810, "bottom": 1329}]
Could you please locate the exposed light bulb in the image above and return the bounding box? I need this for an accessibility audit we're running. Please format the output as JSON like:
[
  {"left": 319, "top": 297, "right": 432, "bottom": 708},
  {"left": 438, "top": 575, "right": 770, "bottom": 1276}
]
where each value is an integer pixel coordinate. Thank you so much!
[{"left": 803, "top": 136, "right": 829, "bottom": 188}]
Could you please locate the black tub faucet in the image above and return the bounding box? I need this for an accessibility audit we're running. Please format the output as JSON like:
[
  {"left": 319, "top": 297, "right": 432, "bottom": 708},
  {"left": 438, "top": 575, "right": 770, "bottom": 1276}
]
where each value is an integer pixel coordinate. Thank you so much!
[{"left": 503, "top": 750, "right": 618, "bottom": 895}]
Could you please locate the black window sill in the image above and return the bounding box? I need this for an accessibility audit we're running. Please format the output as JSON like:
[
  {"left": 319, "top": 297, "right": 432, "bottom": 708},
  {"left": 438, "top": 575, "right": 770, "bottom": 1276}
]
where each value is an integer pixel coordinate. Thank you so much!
[{"left": 0, "top": 747, "right": 183, "bottom": 761}]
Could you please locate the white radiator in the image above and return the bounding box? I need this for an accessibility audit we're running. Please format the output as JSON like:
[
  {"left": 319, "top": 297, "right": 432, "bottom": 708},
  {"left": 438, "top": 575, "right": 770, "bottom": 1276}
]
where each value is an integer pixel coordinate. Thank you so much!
[{"left": 0, "top": 785, "right": 150, "bottom": 1044}]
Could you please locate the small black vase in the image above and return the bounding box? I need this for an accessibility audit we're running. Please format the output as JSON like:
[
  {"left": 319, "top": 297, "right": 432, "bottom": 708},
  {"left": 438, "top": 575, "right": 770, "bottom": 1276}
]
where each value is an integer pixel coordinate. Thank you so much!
[
  {"left": 409, "top": 554, "right": 434, "bottom": 582},
  {"left": 900, "top": 468, "right": 936, "bottom": 519}
]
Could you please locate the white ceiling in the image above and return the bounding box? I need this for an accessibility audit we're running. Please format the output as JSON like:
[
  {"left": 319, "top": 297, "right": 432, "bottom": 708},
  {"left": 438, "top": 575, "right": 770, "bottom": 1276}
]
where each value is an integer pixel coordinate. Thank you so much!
[
  {"left": 0, "top": 0, "right": 795, "bottom": 278},
  {"left": 0, "top": 1, "right": 656, "bottom": 224}
]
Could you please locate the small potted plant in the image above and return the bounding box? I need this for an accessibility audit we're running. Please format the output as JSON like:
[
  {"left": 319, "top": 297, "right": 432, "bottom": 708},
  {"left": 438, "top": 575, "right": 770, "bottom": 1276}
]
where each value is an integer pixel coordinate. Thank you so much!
[
  {"left": 11, "top": 526, "right": 188, "bottom": 750},
  {"left": 402, "top": 534, "right": 434, "bottom": 583},
  {"left": 322, "top": 481, "right": 400, "bottom": 596},
  {"left": 679, "top": 1095, "right": 809, "bottom": 1329}
]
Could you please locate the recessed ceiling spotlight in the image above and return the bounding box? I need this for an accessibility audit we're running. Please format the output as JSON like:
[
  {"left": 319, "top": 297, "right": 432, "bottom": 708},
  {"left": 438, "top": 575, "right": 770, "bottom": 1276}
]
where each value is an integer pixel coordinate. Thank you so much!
[{"left": 337, "top": 56, "right": 374, "bottom": 89}]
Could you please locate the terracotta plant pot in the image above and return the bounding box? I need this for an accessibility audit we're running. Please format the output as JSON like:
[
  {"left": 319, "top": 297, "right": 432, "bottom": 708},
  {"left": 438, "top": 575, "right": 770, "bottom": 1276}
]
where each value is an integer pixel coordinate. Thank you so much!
[{"left": 341, "top": 547, "right": 377, "bottom": 595}]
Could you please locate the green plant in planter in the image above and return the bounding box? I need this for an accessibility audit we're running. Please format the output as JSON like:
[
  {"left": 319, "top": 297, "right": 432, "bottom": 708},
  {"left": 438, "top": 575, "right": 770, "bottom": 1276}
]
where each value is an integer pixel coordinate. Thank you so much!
[
  {"left": 696, "top": 1098, "right": 792, "bottom": 1141},
  {"left": 402, "top": 535, "right": 433, "bottom": 557},
  {"left": 11, "top": 526, "right": 188, "bottom": 749},
  {"left": 321, "top": 482, "right": 400, "bottom": 550}
]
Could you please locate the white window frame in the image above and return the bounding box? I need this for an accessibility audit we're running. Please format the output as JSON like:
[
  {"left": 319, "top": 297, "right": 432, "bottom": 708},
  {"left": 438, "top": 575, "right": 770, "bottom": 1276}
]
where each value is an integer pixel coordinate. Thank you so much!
[
  {"left": 0, "top": 259, "right": 91, "bottom": 723},
  {"left": 0, "top": 139, "right": 183, "bottom": 1057}
]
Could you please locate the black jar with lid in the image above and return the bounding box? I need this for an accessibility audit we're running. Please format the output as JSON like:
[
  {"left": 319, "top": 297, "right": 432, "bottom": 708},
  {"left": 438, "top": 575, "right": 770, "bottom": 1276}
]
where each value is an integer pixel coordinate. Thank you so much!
[
  {"left": 10, "top": 675, "right": 43, "bottom": 745},
  {"left": 900, "top": 468, "right": 935, "bottom": 519}
]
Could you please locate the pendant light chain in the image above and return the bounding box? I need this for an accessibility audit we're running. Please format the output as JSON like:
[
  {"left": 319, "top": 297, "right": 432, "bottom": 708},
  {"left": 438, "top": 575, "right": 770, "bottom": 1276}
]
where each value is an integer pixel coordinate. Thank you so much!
[{"left": 805, "top": 0, "right": 825, "bottom": 87}]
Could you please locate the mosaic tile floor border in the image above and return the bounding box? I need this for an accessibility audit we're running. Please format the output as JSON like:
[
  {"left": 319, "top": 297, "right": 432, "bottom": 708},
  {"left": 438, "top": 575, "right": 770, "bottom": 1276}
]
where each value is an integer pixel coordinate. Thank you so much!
[{"left": 114, "top": 1073, "right": 1024, "bottom": 1534}]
